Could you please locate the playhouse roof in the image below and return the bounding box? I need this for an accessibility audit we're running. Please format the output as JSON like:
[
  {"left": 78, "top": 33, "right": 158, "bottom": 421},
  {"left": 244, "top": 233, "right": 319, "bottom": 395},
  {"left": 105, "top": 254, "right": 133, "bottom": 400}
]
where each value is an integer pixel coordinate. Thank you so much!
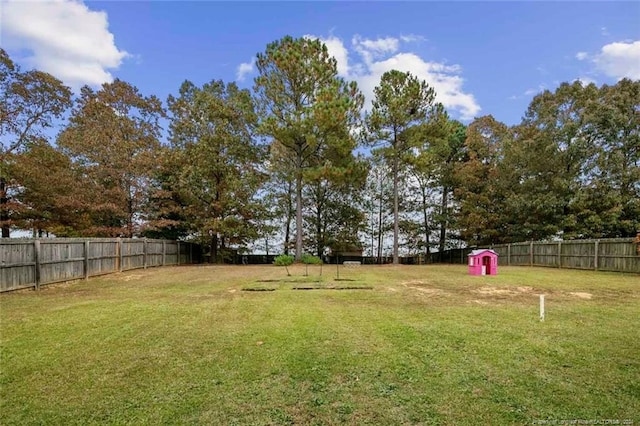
[{"left": 468, "top": 249, "right": 498, "bottom": 257}]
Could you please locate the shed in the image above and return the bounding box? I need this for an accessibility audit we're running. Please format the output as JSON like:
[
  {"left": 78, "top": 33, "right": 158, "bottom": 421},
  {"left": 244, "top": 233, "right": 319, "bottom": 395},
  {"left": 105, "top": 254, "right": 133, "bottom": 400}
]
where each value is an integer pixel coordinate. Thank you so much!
[{"left": 468, "top": 249, "right": 498, "bottom": 276}]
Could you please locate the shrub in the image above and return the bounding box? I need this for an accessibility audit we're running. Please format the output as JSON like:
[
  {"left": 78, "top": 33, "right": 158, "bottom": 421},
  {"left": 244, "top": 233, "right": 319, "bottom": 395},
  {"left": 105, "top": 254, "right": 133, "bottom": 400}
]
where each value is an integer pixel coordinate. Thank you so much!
[
  {"left": 274, "top": 254, "right": 295, "bottom": 266},
  {"left": 301, "top": 254, "right": 322, "bottom": 265}
]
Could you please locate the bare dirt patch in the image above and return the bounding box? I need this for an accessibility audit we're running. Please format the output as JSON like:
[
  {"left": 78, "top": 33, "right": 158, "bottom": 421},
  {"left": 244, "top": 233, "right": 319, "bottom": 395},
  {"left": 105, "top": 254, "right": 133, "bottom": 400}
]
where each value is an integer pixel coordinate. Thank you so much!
[
  {"left": 474, "top": 286, "right": 519, "bottom": 296},
  {"left": 569, "top": 292, "right": 593, "bottom": 299},
  {"left": 469, "top": 285, "right": 595, "bottom": 304},
  {"left": 412, "top": 287, "right": 441, "bottom": 295},
  {"left": 402, "top": 280, "right": 428, "bottom": 286},
  {"left": 468, "top": 285, "right": 547, "bottom": 305},
  {"left": 474, "top": 286, "right": 537, "bottom": 296},
  {"left": 401, "top": 281, "right": 447, "bottom": 296}
]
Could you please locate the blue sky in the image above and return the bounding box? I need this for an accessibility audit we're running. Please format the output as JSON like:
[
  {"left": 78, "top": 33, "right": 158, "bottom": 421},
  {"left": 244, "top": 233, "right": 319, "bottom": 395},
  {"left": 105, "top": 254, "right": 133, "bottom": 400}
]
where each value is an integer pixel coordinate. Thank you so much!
[{"left": 2, "top": 1, "right": 639, "bottom": 126}]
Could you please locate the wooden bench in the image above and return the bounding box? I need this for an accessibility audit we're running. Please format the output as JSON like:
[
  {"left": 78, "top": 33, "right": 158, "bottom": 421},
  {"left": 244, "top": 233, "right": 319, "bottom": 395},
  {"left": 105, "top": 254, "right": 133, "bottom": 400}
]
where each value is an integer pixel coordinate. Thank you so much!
[{"left": 343, "top": 261, "right": 361, "bottom": 267}]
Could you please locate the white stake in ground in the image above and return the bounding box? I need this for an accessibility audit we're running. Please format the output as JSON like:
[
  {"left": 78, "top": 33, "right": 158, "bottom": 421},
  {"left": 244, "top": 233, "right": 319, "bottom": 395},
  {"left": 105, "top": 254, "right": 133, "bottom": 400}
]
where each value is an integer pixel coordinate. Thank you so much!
[{"left": 540, "top": 294, "right": 545, "bottom": 322}]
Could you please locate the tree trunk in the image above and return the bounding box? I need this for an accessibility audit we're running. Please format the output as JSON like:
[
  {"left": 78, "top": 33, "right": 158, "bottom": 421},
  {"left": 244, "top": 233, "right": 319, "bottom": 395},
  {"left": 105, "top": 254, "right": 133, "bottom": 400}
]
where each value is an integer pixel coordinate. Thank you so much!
[
  {"left": 295, "top": 169, "right": 303, "bottom": 261},
  {"left": 284, "top": 178, "right": 293, "bottom": 255},
  {"left": 377, "top": 177, "right": 384, "bottom": 264},
  {"left": 421, "top": 186, "right": 430, "bottom": 257},
  {"left": 316, "top": 221, "right": 322, "bottom": 257},
  {"left": 211, "top": 234, "right": 218, "bottom": 264},
  {"left": 370, "top": 195, "right": 375, "bottom": 260},
  {"left": 284, "top": 220, "right": 291, "bottom": 255},
  {"left": 392, "top": 151, "right": 399, "bottom": 264},
  {"left": 127, "top": 201, "right": 134, "bottom": 237},
  {"left": 439, "top": 187, "right": 448, "bottom": 253},
  {"left": 1, "top": 177, "right": 9, "bottom": 238},
  {"left": 315, "top": 185, "right": 323, "bottom": 257}
]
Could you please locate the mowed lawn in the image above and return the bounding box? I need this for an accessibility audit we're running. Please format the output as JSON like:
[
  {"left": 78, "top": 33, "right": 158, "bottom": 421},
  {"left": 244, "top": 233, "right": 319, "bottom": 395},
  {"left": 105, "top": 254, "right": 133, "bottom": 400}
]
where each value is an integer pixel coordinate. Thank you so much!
[{"left": 1, "top": 265, "right": 638, "bottom": 425}]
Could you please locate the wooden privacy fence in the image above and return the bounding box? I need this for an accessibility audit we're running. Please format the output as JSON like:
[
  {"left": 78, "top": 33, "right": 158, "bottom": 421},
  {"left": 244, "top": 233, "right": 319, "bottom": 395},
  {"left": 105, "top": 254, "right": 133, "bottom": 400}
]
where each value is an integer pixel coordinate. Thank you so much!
[
  {"left": 489, "top": 238, "right": 640, "bottom": 273},
  {"left": 0, "top": 238, "right": 200, "bottom": 293}
]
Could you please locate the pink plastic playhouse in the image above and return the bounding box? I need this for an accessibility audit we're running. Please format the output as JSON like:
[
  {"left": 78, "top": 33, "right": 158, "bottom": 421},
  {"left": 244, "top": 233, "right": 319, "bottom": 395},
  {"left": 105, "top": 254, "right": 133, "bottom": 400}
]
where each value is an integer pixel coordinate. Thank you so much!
[{"left": 468, "top": 249, "right": 498, "bottom": 276}]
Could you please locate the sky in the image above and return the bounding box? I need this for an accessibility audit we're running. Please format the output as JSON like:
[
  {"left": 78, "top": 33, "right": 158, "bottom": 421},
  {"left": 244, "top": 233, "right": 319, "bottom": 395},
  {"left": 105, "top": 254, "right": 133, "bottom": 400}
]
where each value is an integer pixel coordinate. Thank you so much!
[{"left": 1, "top": 0, "right": 639, "bottom": 127}]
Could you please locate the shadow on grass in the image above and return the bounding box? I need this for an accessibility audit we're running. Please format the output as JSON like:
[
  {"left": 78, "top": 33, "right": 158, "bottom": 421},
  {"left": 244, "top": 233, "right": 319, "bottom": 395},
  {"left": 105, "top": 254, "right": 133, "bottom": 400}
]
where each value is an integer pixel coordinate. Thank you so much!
[
  {"left": 241, "top": 288, "right": 277, "bottom": 292},
  {"left": 293, "top": 286, "right": 373, "bottom": 290}
]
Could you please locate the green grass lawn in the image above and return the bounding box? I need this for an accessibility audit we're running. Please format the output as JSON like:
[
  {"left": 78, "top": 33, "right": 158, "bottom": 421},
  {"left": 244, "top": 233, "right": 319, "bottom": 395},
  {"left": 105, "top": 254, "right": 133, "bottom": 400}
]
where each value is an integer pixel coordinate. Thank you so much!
[{"left": 1, "top": 265, "right": 638, "bottom": 425}]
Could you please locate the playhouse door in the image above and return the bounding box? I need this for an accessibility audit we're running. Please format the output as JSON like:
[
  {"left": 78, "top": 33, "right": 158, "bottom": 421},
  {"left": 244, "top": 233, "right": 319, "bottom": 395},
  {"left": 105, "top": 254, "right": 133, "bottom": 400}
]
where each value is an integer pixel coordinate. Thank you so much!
[{"left": 482, "top": 256, "right": 491, "bottom": 275}]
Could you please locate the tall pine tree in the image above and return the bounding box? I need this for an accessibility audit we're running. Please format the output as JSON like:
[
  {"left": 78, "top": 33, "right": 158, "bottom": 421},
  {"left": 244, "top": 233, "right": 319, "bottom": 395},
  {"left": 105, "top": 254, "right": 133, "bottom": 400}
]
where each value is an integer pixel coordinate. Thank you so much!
[{"left": 254, "top": 36, "right": 363, "bottom": 261}]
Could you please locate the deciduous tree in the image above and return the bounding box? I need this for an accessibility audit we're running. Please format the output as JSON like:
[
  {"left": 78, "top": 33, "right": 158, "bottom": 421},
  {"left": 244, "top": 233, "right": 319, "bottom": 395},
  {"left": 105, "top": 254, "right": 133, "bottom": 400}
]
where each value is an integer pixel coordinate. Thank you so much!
[
  {"left": 0, "top": 49, "right": 71, "bottom": 237},
  {"left": 587, "top": 79, "right": 640, "bottom": 237},
  {"left": 57, "top": 79, "right": 164, "bottom": 237},
  {"left": 8, "top": 138, "right": 90, "bottom": 236},
  {"left": 454, "top": 115, "right": 513, "bottom": 246},
  {"left": 167, "top": 80, "right": 265, "bottom": 262},
  {"left": 518, "top": 81, "right": 599, "bottom": 238}
]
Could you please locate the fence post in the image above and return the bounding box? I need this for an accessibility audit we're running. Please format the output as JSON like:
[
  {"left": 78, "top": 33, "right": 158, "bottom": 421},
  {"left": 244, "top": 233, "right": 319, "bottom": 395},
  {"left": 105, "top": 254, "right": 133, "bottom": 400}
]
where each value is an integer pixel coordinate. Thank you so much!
[
  {"left": 34, "top": 240, "right": 41, "bottom": 290},
  {"left": 530, "top": 241, "right": 534, "bottom": 266},
  {"left": 162, "top": 241, "right": 166, "bottom": 266},
  {"left": 189, "top": 243, "right": 193, "bottom": 264},
  {"left": 84, "top": 240, "right": 90, "bottom": 280},
  {"left": 177, "top": 242, "right": 180, "bottom": 265},
  {"left": 594, "top": 240, "right": 599, "bottom": 271},
  {"left": 118, "top": 238, "right": 123, "bottom": 272},
  {"left": 507, "top": 244, "right": 511, "bottom": 266},
  {"left": 143, "top": 238, "right": 148, "bottom": 269},
  {"left": 557, "top": 241, "right": 562, "bottom": 268}
]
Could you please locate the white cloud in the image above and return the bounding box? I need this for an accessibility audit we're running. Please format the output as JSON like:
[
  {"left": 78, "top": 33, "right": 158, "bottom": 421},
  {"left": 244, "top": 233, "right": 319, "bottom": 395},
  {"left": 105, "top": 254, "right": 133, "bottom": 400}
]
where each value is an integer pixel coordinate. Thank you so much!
[
  {"left": 1, "top": 0, "right": 128, "bottom": 89},
  {"left": 312, "top": 35, "right": 351, "bottom": 77},
  {"left": 574, "top": 40, "right": 640, "bottom": 81},
  {"left": 351, "top": 35, "right": 401, "bottom": 68},
  {"left": 575, "top": 52, "right": 589, "bottom": 61},
  {"left": 236, "top": 60, "right": 254, "bottom": 82},
  {"left": 523, "top": 84, "right": 547, "bottom": 97},
  {"left": 353, "top": 35, "right": 399, "bottom": 57},
  {"left": 304, "top": 34, "right": 480, "bottom": 121},
  {"left": 594, "top": 40, "right": 640, "bottom": 80},
  {"left": 362, "top": 53, "right": 479, "bottom": 119},
  {"left": 400, "top": 34, "right": 427, "bottom": 43},
  {"left": 574, "top": 76, "right": 597, "bottom": 86}
]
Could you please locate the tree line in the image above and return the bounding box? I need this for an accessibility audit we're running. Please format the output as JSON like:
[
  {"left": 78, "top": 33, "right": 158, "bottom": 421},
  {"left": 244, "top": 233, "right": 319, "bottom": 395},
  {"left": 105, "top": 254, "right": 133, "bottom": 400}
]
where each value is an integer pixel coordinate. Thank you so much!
[{"left": 1, "top": 37, "right": 638, "bottom": 263}]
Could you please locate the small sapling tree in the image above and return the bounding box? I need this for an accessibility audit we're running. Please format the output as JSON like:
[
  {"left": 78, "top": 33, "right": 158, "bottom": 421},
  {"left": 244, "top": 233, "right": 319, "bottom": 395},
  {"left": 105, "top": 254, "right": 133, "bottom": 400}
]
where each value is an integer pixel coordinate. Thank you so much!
[
  {"left": 301, "top": 253, "right": 322, "bottom": 277},
  {"left": 273, "top": 254, "right": 294, "bottom": 276}
]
